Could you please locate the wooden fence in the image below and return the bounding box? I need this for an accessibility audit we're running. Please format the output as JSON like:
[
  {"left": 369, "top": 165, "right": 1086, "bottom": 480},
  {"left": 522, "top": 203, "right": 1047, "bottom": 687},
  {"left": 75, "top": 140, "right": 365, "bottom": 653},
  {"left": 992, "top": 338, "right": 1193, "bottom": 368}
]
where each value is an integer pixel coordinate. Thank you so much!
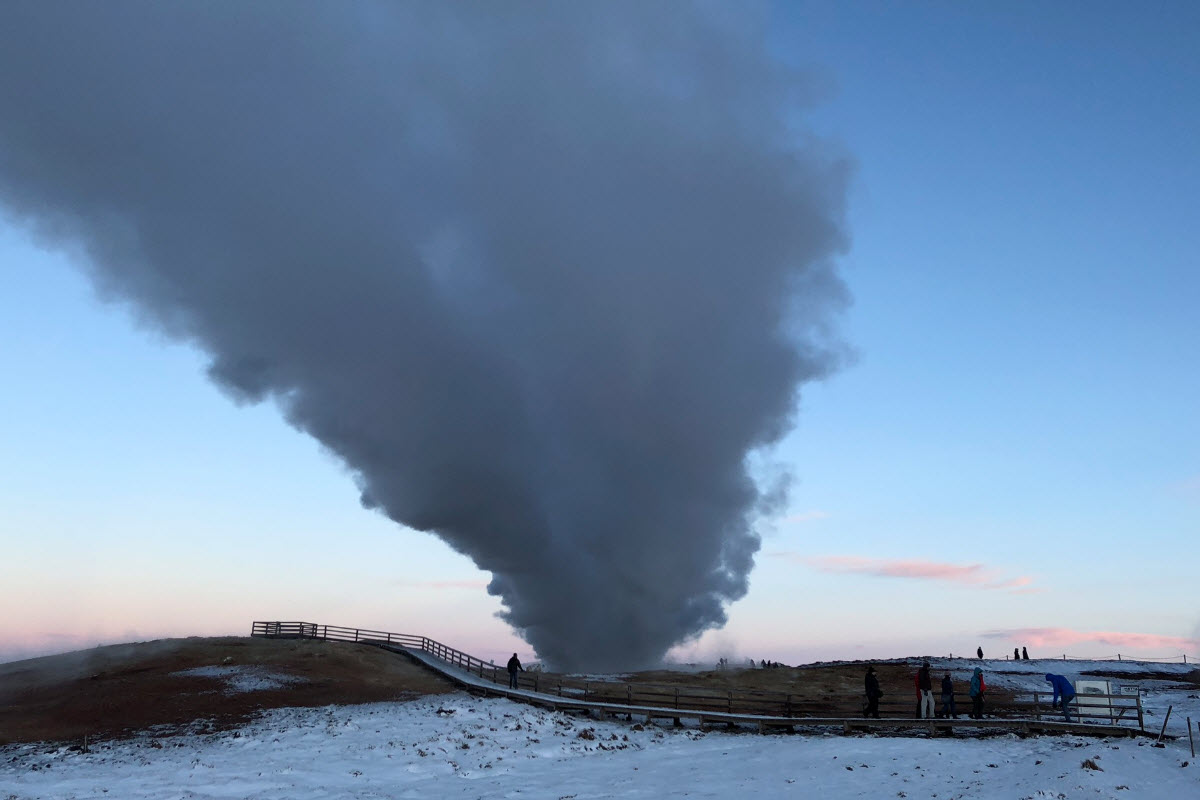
[{"left": 251, "top": 621, "right": 1143, "bottom": 733}]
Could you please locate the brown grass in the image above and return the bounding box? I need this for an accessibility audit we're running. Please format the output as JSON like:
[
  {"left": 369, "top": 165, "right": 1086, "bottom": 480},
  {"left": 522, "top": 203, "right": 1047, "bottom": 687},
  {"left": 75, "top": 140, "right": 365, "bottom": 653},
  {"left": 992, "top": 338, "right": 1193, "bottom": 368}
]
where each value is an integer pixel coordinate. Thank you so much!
[{"left": 0, "top": 637, "right": 454, "bottom": 745}]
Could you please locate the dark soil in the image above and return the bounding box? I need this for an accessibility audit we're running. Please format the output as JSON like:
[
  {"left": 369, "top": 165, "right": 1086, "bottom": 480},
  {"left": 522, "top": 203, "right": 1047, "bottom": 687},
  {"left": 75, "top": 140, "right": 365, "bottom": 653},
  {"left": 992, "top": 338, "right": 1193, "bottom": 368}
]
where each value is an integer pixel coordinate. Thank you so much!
[{"left": 0, "top": 637, "right": 454, "bottom": 746}]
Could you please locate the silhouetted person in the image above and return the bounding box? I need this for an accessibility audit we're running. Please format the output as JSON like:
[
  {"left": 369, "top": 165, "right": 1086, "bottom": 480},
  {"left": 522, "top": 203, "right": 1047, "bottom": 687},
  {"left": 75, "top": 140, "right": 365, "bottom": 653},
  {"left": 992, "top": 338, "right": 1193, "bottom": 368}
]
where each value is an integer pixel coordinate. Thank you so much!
[
  {"left": 864, "top": 665, "right": 882, "bottom": 719},
  {"left": 1022, "top": 646, "right": 1029, "bottom": 660},
  {"left": 1045, "top": 673, "right": 1076, "bottom": 722},
  {"left": 1014, "top": 647, "right": 1020, "bottom": 660},
  {"left": 976, "top": 646, "right": 983, "bottom": 659},
  {"left": 940, "top": 672, "right": 957, "bottom": 719},
  {"left": 917, "top": 661, "right": 934, "bottom": 719},
  {"left": 969, "top": 667, "right": 986, "bottom": 718},
  {"left": 507, "top": 653, "right": 523, "bottom": 689}
]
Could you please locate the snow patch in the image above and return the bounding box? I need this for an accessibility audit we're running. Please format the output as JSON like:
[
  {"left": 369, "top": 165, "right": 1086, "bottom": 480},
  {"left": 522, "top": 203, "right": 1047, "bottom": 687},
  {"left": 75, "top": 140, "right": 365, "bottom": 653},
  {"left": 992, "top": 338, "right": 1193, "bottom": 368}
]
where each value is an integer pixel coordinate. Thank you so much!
[{"left": 173, "top": 665, "right": 305, "bottom": 693}]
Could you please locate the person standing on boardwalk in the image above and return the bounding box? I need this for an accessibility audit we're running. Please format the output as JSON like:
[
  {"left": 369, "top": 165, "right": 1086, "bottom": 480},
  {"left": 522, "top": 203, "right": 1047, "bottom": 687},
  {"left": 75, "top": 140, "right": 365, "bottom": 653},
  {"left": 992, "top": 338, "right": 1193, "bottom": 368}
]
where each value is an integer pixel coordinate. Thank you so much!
[
  {"left": 864, "top": 665, "right": 882, "bottom": 719},
  {"left": 969, "top": 667, "right": 986, "bottom": 718},
  {"left": 1014, "top": 647, "right": 1020, "bottom": 660},
  {"left": 1022, "top": 646, "right": 1029, "bottom": 660},
  {"left": 976, "top": 646, "right": 983, "bottom": 659},
  {"left": 917, "top": 661, "right": 935, "bottom": 719},
  {"left": 940, "top": 672, "right": 957, "bottom": 719},
  {"left": 1045, "top": 673, "right": 1076, "bottom": 722},
  {"left": 507, "top": 653, "right": 524, "bottom": 689}
]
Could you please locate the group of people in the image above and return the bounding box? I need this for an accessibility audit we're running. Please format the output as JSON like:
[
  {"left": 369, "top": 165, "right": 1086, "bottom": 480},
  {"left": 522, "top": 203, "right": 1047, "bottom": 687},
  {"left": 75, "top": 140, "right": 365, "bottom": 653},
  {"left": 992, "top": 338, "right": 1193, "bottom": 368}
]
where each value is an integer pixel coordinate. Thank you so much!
[
  {"left": 976, "top": 645, "right": 1032, "bottom": 660},
  {"left": 865, "top": 662, "right": 1078, "bottom": 722},
  {"left": 864, "top": 662, "right": 987, "bottom": 720}
]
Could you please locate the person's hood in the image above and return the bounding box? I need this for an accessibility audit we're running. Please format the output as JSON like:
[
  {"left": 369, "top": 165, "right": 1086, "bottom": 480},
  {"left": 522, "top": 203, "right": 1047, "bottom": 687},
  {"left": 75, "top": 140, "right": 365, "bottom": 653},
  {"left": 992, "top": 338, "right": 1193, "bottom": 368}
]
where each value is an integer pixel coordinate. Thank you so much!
[
  {"left": 1045, "top": 673, "right": 1055, "bottom": 681},
  {"left": 972, "top": 667, "right": 982, "bottom": 676}
]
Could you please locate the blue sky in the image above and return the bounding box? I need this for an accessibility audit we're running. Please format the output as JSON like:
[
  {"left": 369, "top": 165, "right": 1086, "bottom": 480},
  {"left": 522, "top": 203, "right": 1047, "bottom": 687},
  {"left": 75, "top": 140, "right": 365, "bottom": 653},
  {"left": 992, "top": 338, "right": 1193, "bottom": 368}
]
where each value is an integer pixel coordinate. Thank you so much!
[{"left": 2, "top": 2, "right": 1197, "bottom": 665}]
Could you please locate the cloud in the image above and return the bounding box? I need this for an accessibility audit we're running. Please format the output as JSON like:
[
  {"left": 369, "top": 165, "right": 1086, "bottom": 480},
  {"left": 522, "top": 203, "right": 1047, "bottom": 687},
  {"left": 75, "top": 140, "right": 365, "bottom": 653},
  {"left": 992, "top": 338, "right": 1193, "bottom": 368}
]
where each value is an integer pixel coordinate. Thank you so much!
[
  {"left": 982, "top": 627, "right": 1199, "bottom": 654},
  {"left": 0, "top": 3, "right": 851, "bottom": 672},
  {"left": 785, "top": 554, "right": 1038, "bottom": 593},
  {"left": 782, "top": 510, "right": 830, "bottom": 524}
]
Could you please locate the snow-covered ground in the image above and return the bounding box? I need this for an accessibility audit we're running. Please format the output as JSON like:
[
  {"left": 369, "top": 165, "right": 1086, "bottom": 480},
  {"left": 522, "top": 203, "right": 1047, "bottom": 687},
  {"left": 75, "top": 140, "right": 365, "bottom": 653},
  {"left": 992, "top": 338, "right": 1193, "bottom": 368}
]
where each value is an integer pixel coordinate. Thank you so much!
[
  {"left": 4, "top": 656, "right": 1197, "bottom": 799},
  {"left": 4, "top": 690, "right": 1197, "bottom": 800}
]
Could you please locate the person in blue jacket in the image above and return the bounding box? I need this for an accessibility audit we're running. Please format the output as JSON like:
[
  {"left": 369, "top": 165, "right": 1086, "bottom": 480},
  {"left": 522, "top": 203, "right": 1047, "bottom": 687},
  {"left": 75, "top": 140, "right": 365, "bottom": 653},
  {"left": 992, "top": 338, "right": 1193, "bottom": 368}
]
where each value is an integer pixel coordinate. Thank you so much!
[
  {"left": 1045, "top": 673, "right": 1075, "bottom": 722},
  {"left": 968, "top": 667, "right": 986, "bottom": 719}
]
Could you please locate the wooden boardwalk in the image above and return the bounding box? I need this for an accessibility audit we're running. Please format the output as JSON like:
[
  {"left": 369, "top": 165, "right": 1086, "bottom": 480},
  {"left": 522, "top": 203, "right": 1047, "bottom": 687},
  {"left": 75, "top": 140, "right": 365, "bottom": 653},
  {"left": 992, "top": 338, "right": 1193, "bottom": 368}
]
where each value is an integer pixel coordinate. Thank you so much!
[{"left": 252, "top": 621, "right": 1154, "bottom": 740}]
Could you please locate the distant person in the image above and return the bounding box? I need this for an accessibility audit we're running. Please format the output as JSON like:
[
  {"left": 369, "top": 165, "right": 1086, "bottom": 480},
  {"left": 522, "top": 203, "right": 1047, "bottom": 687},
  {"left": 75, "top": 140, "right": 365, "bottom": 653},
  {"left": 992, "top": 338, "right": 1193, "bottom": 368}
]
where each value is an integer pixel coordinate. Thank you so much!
[
  {"left": 1045, "top": 673, "right": 1076, "bottom": 722},
  {"left": 940, "top": 672, "right": 957, "bottom": 719},
  {"left": 976, "top": 646, "right": 984, "bottom": 659},
  {"left": 864, "top": 665, "right": 882, "bottom": 719},
  {"left": 917, "top": 661, "right": 934, "bottom": 719},
  {"left": 969, "top": 667, "right": 986, "bottom": 719},
  {"left": 507, "top": 653, "right": 523, "bottom": 689},
  {"left": 1014, "top": 647, "right": 1020, "bottom": 660},
  {"left": 1022, "top": 646, "right": 1029, "bottom": 660}
]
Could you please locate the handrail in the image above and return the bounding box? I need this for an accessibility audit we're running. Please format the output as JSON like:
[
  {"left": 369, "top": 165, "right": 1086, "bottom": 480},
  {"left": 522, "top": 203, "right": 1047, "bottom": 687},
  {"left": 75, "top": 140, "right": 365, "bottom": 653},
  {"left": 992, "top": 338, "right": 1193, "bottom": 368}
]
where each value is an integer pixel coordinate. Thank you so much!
[{"left": 251, "top": 621, "right": 1146, "bottom": 730}]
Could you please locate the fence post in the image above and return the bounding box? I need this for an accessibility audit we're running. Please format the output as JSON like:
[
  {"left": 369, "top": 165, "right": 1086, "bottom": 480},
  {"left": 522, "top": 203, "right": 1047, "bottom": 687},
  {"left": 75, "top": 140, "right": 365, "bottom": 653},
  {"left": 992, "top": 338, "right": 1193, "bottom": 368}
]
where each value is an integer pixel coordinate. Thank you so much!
[
  {"left": 1157, "top": 705, "right": 1173, "bottom": 743},
  {"left": 1137, "top": 692, "right": 1144, "bottom": 731},
  {"left": 355, "top": 629, "right": 359, "bottom": 642},
  {"left": 1188, "top": 717, "right": 1195, "bottom": 758}
]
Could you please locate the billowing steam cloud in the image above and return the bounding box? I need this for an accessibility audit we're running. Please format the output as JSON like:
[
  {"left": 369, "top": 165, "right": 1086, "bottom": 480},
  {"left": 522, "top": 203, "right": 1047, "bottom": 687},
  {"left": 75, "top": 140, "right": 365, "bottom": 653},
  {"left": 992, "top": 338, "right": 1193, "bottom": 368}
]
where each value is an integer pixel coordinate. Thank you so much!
[{"left": 0, "top": 2, "right": 849, "bottom": 670}]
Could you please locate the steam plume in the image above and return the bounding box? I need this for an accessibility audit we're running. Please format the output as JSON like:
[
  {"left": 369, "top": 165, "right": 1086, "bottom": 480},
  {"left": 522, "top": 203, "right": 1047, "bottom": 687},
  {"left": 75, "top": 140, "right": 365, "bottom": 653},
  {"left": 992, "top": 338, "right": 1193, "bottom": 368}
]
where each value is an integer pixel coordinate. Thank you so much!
[{"left": 0, "top": 2, "right": 849, "bottom": 670}]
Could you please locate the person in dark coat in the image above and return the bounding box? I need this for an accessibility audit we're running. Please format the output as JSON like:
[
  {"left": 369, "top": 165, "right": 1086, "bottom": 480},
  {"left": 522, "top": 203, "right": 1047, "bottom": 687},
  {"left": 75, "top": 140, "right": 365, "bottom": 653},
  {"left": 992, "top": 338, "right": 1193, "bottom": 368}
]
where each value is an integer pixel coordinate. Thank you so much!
[
  {"left": 863, "top": 665, "right": 882, "bottom": 719},
  {"left": 506, "top": 653, "right": 523, "bottom": 689},
  {"left": 1022, "top": 646, "right": 1029, "bottom": 660},
  {"left": 1014, "top": 647, "right": 1020, "bottom": 660},
  {"left": 940, "top": 672, "right": 958, "bottom": 718},
  {"left": 976, "top": 646, "right": 984, "bottom": 659},
  {"left": 917, "top": 661, "right": 934, "bottom": 719},
  {"left": 1045, "top": 673, "right": 1076, "bottom": 722},
  {"left": 969, "top": 667, "right": 986, "bottom": 719}
]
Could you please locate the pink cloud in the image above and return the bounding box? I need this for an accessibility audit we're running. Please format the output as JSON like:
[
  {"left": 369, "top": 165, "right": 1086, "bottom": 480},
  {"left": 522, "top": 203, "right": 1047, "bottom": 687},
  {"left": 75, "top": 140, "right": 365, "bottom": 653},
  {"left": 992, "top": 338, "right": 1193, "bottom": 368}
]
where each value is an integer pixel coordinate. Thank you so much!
[
  {"left": 782, "top": 510, "right": 830, "bottom": 524},
  {"left": 983, "top": 627, "right": 1199, "bottom": 653},
  {"left": 784, "top": 554, "right": 1036, "bottom": 594}
]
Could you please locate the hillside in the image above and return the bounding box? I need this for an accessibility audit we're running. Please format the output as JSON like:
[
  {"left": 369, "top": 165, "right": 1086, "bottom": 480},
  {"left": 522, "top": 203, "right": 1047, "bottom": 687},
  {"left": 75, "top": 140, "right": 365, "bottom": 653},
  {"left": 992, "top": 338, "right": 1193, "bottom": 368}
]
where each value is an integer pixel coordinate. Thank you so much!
[{"left": 0, "top": 637, "right": 453, "bottom": 745}]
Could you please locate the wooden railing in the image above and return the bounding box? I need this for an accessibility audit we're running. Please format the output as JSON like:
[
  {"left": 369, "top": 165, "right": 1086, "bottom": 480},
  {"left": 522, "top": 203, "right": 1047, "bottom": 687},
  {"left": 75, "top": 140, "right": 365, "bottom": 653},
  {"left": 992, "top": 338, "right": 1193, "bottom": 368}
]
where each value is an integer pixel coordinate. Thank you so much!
[
  {"left": 251, "top": 621, "right": 1143, "bottom": 731},
  {"left": 251, "top": 621, "right": 501, "bottom": 680}
]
